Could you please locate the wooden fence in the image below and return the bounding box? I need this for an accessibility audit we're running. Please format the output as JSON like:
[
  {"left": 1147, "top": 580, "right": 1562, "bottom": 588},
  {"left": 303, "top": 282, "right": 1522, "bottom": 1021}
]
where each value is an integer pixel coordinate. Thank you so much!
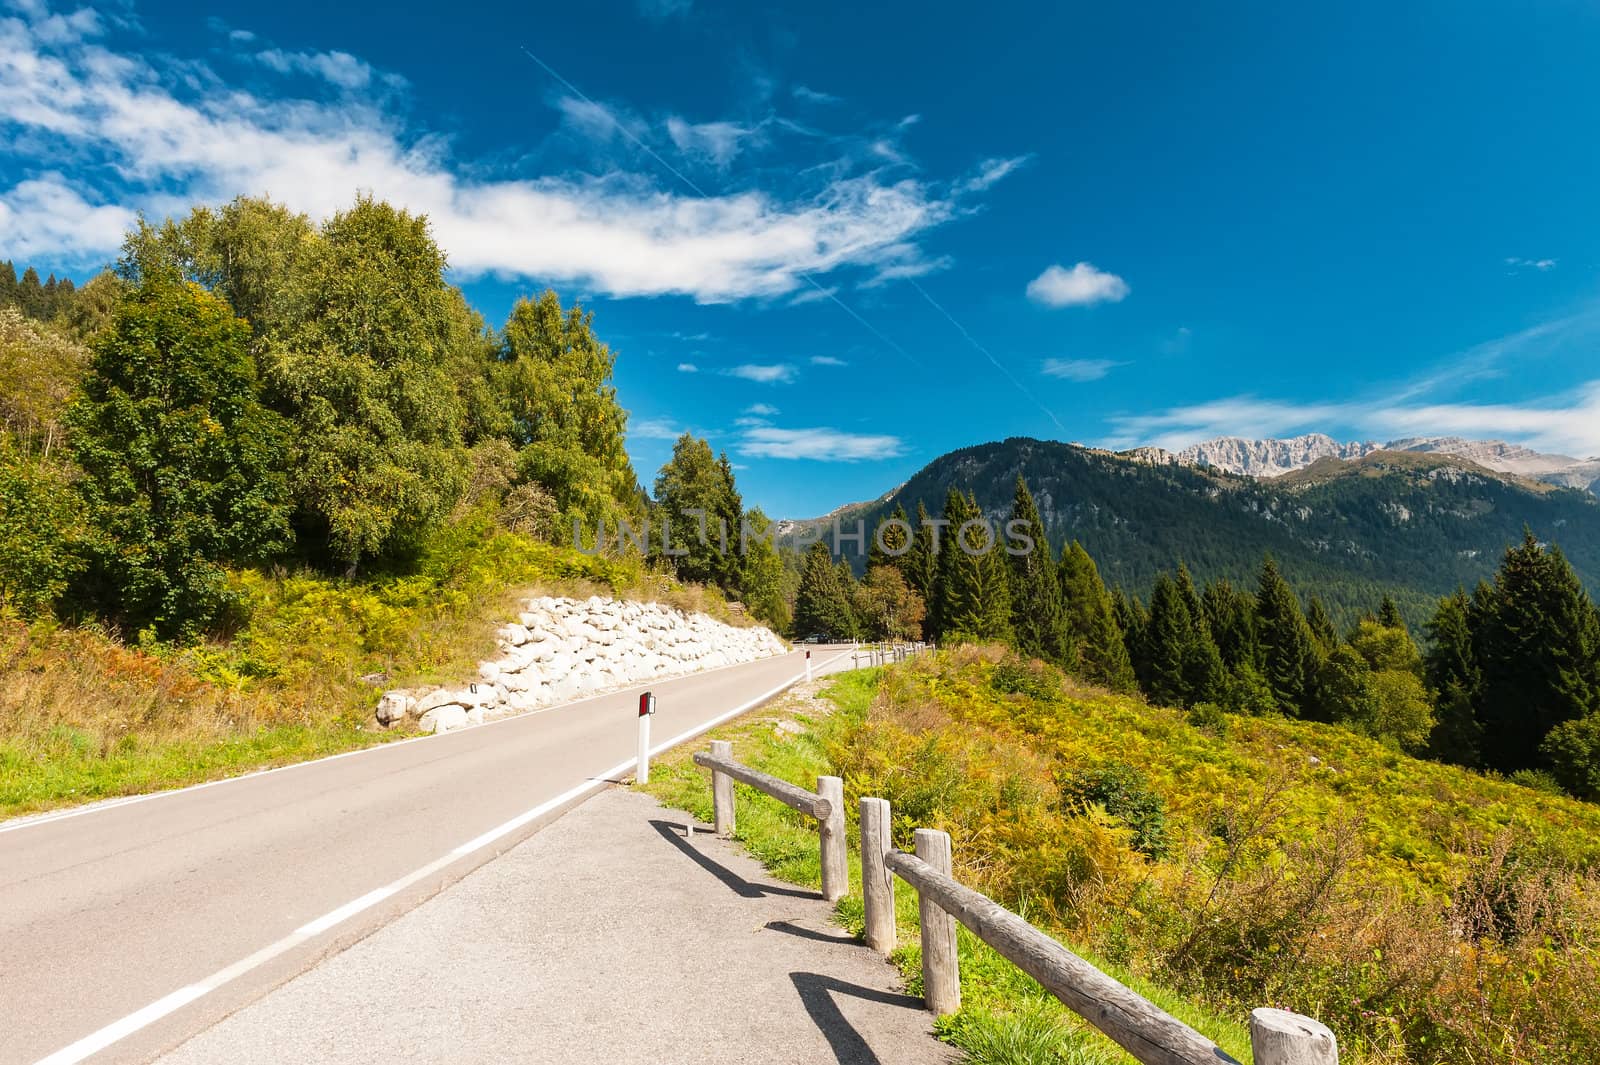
[{"left": 696, "top": 744, "right": 1339, "bottom": 1065}]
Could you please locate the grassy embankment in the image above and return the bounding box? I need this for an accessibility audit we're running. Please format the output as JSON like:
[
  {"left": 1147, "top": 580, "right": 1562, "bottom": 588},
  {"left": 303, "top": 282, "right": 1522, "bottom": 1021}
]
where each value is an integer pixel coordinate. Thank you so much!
[
  {"left": 643, "top": 649, "right": 1600, "bottom": 1065},
  {"left": 0, "top": 512, "right": 750, "bottom": 818}
]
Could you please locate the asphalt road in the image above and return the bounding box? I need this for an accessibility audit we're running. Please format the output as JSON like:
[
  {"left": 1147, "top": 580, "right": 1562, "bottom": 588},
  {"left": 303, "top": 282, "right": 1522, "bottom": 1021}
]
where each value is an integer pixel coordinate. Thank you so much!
[{"left": 0, "top": 644, "right": 856, "bottom": 1065}]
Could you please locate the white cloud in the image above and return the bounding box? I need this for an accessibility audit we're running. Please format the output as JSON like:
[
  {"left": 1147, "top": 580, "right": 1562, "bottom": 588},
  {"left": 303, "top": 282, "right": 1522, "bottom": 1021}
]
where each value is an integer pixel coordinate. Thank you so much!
[
  {"left": 1041, "top": 357, "right": 1120, "bottom": 382},
  {"left": 809, "top": 355, "right": 846, "bottom": 367},
  {"left": 1360, "top": 383, "right": 1600, "bottom": 457},
  {"left": 736, "top": 426, "right": 906, "bottom": 461},
  {"left": 1506, "top": 256, "right": 1557, "bottom": 271},
  {"left": 1104, "top": 383, "right": 1600, "bottom": 459},
  {"left": 0, "top": 14, "right": 989, "bottom": 302},
  {"left": 253, "top": 48, "right": 375, "bottom": 90},
  {"left": 1026, "top": 262, "right": 1130, "bottom": 307},
  {"left": 0, "top": 174, "right": 136, "bottom": 261},
  {"left": 956, "top": 155, "right": 1030, "bottom": 194},
  {"left": 631, "top": 416, "right": 683, "bottom": 440},
  {"left": 743, "top": 403, "right": 779, "bottom": 415},
  {"left": 792, "top": 85, "right": 840, "bottom": 105},
  {"left": 1105, "top": 396, "right": 1352, "bottom": 452},
  {"left": 733, "top": 416, "right": 770, "bottom": 428},
  {"left": 676, "top": 362, "right": 698, "bottom": 373},
  {"left": 666, "top": 116, "right": 754, "bottom": 167},
  {"left": 724, "top": 363, "right": 797, "bottom": 384}
]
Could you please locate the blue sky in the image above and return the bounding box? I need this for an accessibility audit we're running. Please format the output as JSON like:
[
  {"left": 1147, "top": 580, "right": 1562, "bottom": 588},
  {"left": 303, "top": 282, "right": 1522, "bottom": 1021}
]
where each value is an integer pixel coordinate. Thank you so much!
[{"left": 4, "top": 0, "right": 1600, "bottom": 517}]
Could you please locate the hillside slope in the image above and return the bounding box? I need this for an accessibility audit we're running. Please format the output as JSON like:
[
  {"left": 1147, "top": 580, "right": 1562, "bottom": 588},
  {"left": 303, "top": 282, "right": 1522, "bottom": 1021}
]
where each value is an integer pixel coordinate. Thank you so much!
[{"left": 789, "top": 437, "right": 1600, "bottom": 623}]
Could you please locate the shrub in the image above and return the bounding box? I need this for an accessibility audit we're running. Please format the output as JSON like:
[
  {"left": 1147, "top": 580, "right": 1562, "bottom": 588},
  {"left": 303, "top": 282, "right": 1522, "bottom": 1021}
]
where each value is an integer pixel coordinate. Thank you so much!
[
  {"left": 1059, "top": 761, "right": 1168, "bottom": 858},
  {"left": 991, "top": 654, "right": 1063, "bottom": 703}
]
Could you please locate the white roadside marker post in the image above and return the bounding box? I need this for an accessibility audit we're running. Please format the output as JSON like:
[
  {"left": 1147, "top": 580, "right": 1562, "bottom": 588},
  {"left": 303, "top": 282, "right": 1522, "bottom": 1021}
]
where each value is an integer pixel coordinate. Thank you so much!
[
  {"left": 805, "top": 649, "right": 813, "bottom": 682},
  {"left": 636, "top": 690, "right": 656, "bottom": 785}
]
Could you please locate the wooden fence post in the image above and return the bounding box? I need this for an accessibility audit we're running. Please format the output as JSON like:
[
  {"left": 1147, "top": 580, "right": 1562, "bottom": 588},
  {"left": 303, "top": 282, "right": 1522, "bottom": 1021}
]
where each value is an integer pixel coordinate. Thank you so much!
[
  {"left": 710, "top": 739, "right": 735, "bottom": 837},
  {"left": 860, "top": 797, "right": 894, "bottom": 952},
  {"left": 915, "top": 828, "right": 960, "bottom": 1015},
  {"left": 818, "top": 775, "right": 847, "bottom": 903},
  {"left": 1251, "top": 1008, "right": 1338, "bottom": 1065}
]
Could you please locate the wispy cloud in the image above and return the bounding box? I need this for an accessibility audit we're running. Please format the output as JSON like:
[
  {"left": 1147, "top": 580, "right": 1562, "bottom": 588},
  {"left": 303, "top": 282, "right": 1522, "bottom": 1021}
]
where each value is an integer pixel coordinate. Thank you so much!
[
  {"left": 252, "top": 48, "right": 381, "bottom": 91},
  {"left": 792, "top": 85, "right": 840, "bottom": 105},
  {"left": 956, "top": 155, "right": 1031, "bottom": 194},
  {"left": 787, "top": 285, "right": 838, "bottom": 306},
  {"left": 676, "top": 362, "right": 699, "bottom": 373},
  {"left": 744, "top": 403, "right": 780, "bottom": 416},
  {"left": 1104, "top": 383, "right": 1600, "bottom": 459},
  {"left": 809, "top": 355, "right": 847, "bottom": 367},
  {"left": 1505, "top": 256, "right": 1557, "bottom": 272},
  {"left": 0, "top": 10, "right": 1005, "bottom": 303},
  {"left": 1027, "top": 262, "right": 1130, "bottom": 307},
  {"left": 1105, "top": 396, "right": 1353, "bottom": 452},
  {"left": 631, "top": 416, "right": 683, "bottom": 440},
  {"left": 724, "top": 363, "right": 798, "bottom": 384},
  {"left": 666, "top": 116, "right": 756, "bottom": 167},
  {"left": 736, "top": 425, "right": 906, "bottom": 461},
  {"left": 1041, "top": 357, "right": 1121, "bottom": 382}
]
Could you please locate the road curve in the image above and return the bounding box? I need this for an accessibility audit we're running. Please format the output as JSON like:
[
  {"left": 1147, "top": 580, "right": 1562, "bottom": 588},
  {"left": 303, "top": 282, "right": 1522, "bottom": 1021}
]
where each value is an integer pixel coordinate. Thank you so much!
[{"left": 0, "top": 645, "right": 857, "bottom": 1065}]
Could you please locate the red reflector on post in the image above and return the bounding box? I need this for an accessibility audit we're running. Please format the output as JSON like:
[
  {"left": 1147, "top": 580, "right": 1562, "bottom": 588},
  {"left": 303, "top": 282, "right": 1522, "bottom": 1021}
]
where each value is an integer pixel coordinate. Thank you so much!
[{"left": 639, "top": 691, "right": 655, "bottom": 716}]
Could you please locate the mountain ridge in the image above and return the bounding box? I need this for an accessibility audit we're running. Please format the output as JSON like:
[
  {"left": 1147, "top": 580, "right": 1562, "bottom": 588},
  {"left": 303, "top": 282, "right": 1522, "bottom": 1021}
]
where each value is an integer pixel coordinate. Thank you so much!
[
  {"left": 1126, "top": 432, "right": 1600, "bottom": 492},
  {"left": 784, "top": 436, "right": 1600, "bottom": 626}
]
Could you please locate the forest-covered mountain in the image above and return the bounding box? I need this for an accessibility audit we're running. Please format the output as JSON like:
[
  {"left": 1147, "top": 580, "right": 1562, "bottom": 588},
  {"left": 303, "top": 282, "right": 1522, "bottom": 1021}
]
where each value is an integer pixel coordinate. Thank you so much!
[{"left": 787, "top": 437, "right": 1600, "bottom": 625}]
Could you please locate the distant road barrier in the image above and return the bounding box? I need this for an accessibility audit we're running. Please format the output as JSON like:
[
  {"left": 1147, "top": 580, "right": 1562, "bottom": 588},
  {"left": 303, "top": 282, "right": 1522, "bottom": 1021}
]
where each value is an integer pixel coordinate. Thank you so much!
[
  {"left": 852, "top": 641, "right": 930, "bottom": 669},
  {"left": 692, "top": 740, "right": 1339, "bottom": 1065}
]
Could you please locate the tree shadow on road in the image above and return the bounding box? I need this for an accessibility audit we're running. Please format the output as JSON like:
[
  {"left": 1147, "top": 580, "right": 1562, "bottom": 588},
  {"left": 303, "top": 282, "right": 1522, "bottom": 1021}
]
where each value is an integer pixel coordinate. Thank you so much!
[
  {"left": 647, "top": 819, "right": 818, "bottom": 900},
  {"left": 789, "top": 971, "right": 930, "bottom": 1065}
]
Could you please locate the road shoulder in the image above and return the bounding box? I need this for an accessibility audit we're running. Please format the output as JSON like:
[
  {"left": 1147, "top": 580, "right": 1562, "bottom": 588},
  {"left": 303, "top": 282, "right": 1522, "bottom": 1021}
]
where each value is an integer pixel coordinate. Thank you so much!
[{"left": 154, "top": 786, "right": 955, "bottom": 1065}]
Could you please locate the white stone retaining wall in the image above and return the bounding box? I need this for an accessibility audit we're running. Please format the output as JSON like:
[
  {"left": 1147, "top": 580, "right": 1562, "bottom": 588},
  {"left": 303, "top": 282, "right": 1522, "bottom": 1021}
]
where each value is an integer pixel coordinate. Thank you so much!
[{"left": 375, "top": 596, "right": 789, "bottom": 733}]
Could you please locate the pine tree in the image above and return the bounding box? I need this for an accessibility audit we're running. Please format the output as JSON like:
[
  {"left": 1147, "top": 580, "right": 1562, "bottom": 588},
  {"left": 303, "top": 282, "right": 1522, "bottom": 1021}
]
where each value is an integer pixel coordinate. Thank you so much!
[
  {"left": 793, "top": 540, "right": 857, "bottom": 639},
  {"left": 1175, "top": 565, "right": 1226, "bottom": 704},
  {"left": 1060, "top": 542, "right": 1136, "bottom": 690},
  {"left": 1377, "top": 594, "right": 1406, "bottom": 632},
  {"left": 1006, "top": 477, "right": 1069, "bottom": 663},
  {"left": 1202, "top": 579, "right": 1261, "bottom": 670},
  {"left": 903, "top": 499, "right": 938, "bottom": 636},
  {"left": 1255, "top": 557, "right": 1321, "bottom": 715},
  {"left": 934, "top": 490, "right": 1011, "bottom": 642},
  {"left": 1115, "top": 587, "right": 1149, "bottom": 678},
  {"left": 868, "top": 502, "right": 912, "bottom": 573},
  {"left": 1472, "top": 531, "right": 1600, "bottom": 773},
  {"left": 1142, "top": 574, "right": 1194, "bottom": 706},
  {"left": 1306, "top": 596, "right": 1339, "bottom": 654},
  {"left": 1423, "top": 588, "right": 1483, "bottom": 766}
]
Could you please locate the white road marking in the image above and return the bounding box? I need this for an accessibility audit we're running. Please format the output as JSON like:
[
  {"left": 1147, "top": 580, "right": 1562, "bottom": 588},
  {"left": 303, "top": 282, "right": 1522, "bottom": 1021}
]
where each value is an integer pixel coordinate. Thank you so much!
[{"left": 26, "top": 647, "right": 856, "bottom": 1065}]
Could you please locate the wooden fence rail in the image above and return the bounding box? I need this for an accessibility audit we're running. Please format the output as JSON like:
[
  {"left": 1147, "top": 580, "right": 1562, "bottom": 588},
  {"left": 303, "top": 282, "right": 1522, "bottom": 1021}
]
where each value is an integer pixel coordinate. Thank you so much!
[
  {"left": 691, "top": 742, "right": 847, "bottom": 902},
  {"left": 859, "top": 798, "right": 1337, "bottom": 1065},
  {"left": 691, "top": 749, "right": 1338, "bottom": 1064}
]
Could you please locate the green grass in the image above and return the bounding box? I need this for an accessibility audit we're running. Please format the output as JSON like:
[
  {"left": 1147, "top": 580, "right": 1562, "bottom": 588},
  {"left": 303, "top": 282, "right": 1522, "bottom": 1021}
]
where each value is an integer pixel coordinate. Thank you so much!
[{"left": 642, "top": 668, "right": 1255, "bottom": 1065}]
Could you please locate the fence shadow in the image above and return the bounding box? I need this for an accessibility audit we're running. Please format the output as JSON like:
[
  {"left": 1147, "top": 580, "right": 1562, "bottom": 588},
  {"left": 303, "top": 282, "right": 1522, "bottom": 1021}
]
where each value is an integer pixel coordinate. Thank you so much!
[
  {"left": 789, "top": 971, "right": 927, "bottom": 1065},
  {"left": 648, "top": 819, "right": 817, "bottom": 900},
  {"left": 764, "top": 919, "right": 857, "bottom": 945}
]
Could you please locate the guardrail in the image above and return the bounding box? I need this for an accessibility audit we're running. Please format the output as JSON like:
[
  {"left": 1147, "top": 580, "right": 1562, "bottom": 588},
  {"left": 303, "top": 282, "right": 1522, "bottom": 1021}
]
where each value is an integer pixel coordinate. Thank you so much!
[
  {"left": 852, "top": 641, "right": 930, "bottom": 668},
  {"left": 694, "top": 743, "right": 1339, "bottom": 1065}
]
